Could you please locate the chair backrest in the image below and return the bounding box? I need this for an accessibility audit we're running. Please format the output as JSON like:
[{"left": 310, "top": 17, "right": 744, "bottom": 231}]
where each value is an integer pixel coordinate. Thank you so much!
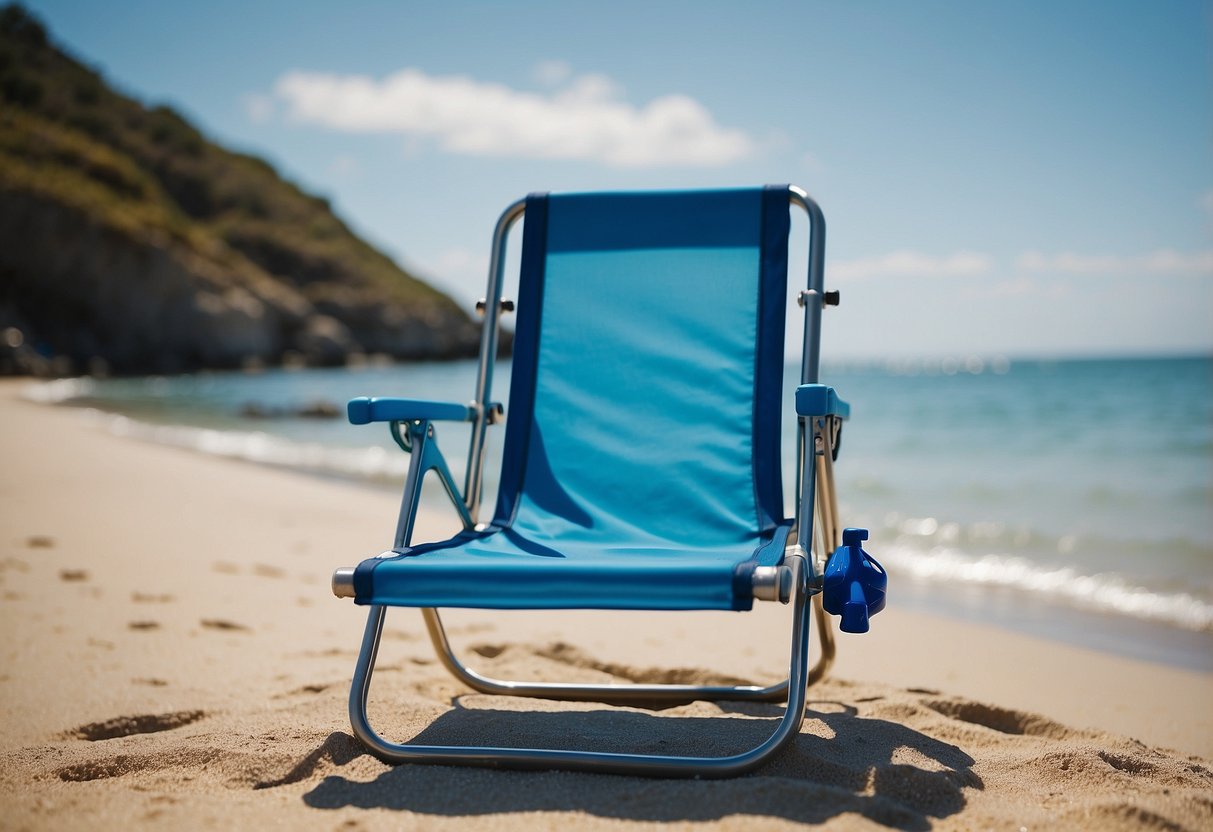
[{"left": 493, "top": 187, "right": 791, "bottom": 548}]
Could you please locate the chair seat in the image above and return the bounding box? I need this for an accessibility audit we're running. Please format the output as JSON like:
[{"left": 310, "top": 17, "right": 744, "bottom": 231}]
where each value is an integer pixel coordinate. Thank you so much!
[{"left": 353, "top": 522, "right": 792, "bottom": 611}]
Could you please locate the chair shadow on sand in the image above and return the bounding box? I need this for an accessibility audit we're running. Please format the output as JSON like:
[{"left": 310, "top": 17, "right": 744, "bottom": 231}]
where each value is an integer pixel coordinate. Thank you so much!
[{"left": 301, "top": 698, "right": 981, "bottom": 830}]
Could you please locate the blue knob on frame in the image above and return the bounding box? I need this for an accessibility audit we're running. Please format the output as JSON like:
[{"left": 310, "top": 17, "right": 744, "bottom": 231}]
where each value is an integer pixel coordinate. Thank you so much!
[{"left": 822, "top": 527, "right": 886, "bottom": 634}]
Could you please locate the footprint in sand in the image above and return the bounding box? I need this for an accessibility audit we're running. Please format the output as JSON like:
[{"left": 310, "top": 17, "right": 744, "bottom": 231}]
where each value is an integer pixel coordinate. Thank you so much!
[
  {"left": 469, "top": 643, "right": 506, "bottom": 659},
  {"left": 275, "top": 682, "right": 333, "bottom": 699},
  {"left": 128, "top": 621, "right": 161, "bottom": 631},
  {"left": 59, "top": 569, "right": 89, "bottom": 582},
  {"left": 131, "top": 592, "right": 174, "bottom": 603},
  {"left": 201, "top": 619, "right": 251, "bottom": 633},
  {"left": 533, "top": 641, "right": 755, "bottom": 688},
  {"left": 1098, "top": 750, "right": 1160, "bottom": 775},
  {"left": 921, "top": 698, "right": 1078, "bottom": 740},
  {"left": 63, "top": 709, "right": 207, "bottom": 741}
]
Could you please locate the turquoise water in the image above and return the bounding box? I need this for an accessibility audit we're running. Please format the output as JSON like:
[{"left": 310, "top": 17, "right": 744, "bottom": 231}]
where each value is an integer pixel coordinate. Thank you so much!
[{"left": 31, "top": 356, "right": 1213, "bottom": 670}]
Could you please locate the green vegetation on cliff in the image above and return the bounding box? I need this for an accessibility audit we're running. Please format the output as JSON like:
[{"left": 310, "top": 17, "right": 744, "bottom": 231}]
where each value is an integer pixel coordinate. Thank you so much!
[{"left": 0, "top": 4, "right": 481, "bottom": 375}]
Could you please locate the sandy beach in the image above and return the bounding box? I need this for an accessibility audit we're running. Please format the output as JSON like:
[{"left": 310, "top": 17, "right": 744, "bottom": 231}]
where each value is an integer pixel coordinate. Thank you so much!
[{"left": 1, "top": 378, "right": 1210, "bottom": 830}]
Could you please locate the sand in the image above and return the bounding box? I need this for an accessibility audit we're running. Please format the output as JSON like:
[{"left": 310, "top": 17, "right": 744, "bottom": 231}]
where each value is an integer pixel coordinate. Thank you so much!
[{"left": 0, "top": 378, "right": 1210, "bottom": 831}]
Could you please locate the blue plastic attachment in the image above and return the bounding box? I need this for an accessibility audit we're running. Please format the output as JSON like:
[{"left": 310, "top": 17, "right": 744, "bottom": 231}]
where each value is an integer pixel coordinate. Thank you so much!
[
  {"left": 347, "top": 397, "right": 474, "bottom": 425},
  {"left": 822, "top": 527, "right": 886, "bottom": 633},
  {"left": 795, "top": 384, "right": 850, "bottom": 420}
]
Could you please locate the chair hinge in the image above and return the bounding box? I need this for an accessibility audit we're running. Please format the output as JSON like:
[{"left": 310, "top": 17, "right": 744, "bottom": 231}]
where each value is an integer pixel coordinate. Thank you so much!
[
  {"left": 476, "top": 298, "right": 516, "bottom": 316},
  {"left": 797, "top": 289, "right": 840, "bottom": 308}
]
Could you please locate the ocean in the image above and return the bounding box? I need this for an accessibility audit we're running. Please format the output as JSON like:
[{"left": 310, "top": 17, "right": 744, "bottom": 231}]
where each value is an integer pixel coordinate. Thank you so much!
[{"left": 28, "top": 355, "right": 1212, "bottom": 671}]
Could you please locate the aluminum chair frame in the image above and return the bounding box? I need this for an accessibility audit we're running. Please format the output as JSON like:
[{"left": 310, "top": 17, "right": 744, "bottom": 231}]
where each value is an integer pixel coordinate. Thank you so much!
[{"left": 334, "top": 186, "right": 845, "bottom": 777}]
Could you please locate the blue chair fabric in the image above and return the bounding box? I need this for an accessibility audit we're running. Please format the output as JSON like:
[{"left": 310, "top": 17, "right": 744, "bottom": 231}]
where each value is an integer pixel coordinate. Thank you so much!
[{"left": 353, "top": 186, "right": 793, "bottom": 612}]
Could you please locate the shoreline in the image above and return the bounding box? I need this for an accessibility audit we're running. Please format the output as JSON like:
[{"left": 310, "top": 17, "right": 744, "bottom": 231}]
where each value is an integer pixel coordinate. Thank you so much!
[
  {"left": 19, "top": 373, "right": 1213, "bottom": 676},
  {"left": 2, "top": 378, "right": 1211, "bottom": 829}
]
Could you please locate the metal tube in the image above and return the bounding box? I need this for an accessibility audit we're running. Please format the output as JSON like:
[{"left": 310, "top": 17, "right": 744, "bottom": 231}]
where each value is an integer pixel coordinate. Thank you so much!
[
  {"left": 795, "top": 416, "right": 824, "bottom": 596},
  {"left": 806, "top": 423, "right": 839, "bottom": 684},
  {"left": 817, "top": 425, "right": 841, "bottom": 549},
  {"left": 393, "top": 424, "right": 431, "bottom": 549},
  {"left": 348, "top": 576, "right": 813, "bottom": 777},
  {"left": 424, "top": 428, "right": 475, "bottom": 532},
  {"left": 789, "top": 186, "right": 827, "bottom": 386},
  {"left": 465, "top": 198, "right": 527, "bottom": 521},
  {"left": 787, "top": 186, "right": 835, "bottom": 685},
  {"left": 332, "top": 567, "right": 356, "bottom": 598},
  {"left": 419, "top": 608, "right": 789, "bottom": 704},
  {"left": 806, "top": 596, "right": 836, "bottom": 686},
  {"left": 394, "top": 421, "right": 476, "bottom": 551}
]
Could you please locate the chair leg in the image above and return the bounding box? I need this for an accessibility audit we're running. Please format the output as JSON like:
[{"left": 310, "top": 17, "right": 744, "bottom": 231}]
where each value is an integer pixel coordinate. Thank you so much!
[
  {"left": 806, "top": 421, "right": 841, "bottom": 685},
  {"left": 807, "top": 594, "right": 835, "bottom": 685},
  {"left": 347, "top": 579, "right": 815, "bottom": 777},
  {"left": 419, "top": 607, "right": 791, "bottom": 704},
  {"left": 415, "top": 602, "right": 835, "bottom": 703},
  {"left": 416, "top": 457, "right": 842, "bottom": 703}
]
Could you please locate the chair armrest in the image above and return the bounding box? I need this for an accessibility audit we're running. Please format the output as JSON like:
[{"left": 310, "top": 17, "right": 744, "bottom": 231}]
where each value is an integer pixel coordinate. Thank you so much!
[
  {"left": 347, "top": 397, "right": 474, "bottom": 425},
  {"left": 795, "top": 384, "right": 850, "bottom": 420}
]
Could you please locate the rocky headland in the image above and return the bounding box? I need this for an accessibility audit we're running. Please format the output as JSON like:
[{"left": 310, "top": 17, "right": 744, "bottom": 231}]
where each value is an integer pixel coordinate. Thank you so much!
[{"left": 0, "top": 4, "right": 483, "bottom": 376}]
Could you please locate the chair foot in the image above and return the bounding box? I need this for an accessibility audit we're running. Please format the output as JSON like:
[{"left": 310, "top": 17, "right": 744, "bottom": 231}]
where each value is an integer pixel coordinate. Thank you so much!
[{"left": 347, "top": 586, "right": 816, "bottom": 777}]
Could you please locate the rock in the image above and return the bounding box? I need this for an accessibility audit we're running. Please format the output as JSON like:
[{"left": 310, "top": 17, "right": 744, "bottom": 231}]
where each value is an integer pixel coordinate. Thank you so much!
[
  {"left": 0, "top": 7, "right": 485, "bottom": 377},
  {"left": 237, "top": 399, "right": 341, "bottom": 420},
  {"left": 292, "top": 315, "right": 357, "bottom": 367}
]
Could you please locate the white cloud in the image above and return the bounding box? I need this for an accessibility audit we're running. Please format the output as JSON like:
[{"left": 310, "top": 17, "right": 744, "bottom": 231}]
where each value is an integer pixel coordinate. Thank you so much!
[
  {"left": 829, "top": 250, "right": 993, "bottom": 281},
  {"left": 272, "top": 67, "right": 753, "bottom": 167},
  {"left": 1016, "top": 250, "right": 1213, "bottom": 277}
]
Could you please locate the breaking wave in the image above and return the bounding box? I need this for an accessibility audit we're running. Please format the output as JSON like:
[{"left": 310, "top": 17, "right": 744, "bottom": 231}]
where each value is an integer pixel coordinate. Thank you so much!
[{"left": 878, "top": 543, "right": 1213, "bottom": 632}]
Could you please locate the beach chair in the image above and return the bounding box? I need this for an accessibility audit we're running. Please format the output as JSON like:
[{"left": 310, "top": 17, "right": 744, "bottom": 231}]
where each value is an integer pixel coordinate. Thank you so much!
[{"left": 331, "top": 186, "right": 885, "bottom": 777}]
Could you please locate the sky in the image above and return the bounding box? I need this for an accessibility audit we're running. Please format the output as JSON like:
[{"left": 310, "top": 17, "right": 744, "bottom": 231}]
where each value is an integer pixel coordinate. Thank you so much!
[{"left": 19, "top": 0, "right": 1213, "bottom": 360}]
